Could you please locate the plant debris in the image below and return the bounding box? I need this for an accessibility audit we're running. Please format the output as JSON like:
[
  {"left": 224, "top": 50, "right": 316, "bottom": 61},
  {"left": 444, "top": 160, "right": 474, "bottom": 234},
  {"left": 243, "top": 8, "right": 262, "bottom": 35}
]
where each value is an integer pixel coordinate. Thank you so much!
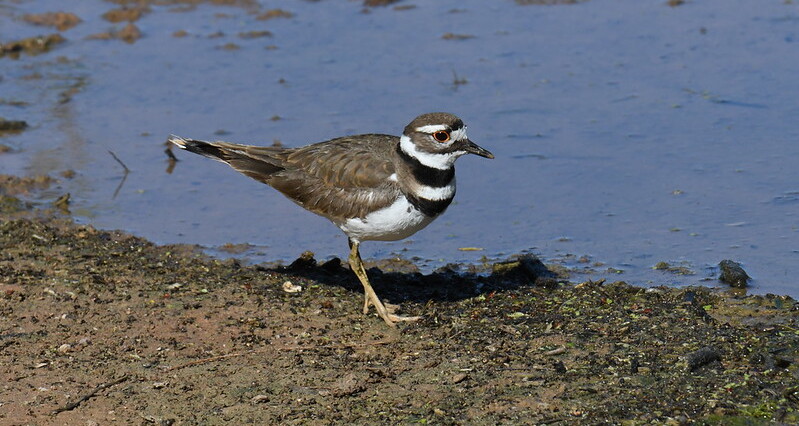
[{"left": 0, "top": 34, "right": 65, "bottom": 58}]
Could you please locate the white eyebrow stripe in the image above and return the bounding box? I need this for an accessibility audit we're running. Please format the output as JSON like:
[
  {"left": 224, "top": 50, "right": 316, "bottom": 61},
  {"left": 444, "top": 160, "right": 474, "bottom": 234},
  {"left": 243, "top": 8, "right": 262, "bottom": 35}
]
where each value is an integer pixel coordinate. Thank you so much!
[
  {"left": 400, "top": 135, "right": 460, "bottom": 170},
  {"left": 414, "top": 124, "right": 448, "bottom": 133}
]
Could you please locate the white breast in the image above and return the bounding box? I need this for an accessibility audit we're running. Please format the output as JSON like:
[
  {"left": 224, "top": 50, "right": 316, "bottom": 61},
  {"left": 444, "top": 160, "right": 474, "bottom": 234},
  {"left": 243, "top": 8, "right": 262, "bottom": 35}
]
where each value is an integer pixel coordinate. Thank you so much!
[{"left": 336, "top": 196, "right": 436, "bottom": 242}]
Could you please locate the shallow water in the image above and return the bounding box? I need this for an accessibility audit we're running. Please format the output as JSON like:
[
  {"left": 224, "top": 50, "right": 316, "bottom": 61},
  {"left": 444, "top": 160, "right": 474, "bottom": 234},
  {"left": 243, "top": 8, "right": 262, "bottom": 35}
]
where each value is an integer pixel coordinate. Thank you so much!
[{"left": 1, "top": 0, "right": 797, "bottom": 295}]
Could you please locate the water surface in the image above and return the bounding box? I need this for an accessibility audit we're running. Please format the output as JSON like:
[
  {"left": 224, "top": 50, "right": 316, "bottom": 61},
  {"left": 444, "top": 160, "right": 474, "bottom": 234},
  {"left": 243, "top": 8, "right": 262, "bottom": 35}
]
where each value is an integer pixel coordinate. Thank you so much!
[{"left": 1, "top": 0, "right": 797, "bottom": 295}]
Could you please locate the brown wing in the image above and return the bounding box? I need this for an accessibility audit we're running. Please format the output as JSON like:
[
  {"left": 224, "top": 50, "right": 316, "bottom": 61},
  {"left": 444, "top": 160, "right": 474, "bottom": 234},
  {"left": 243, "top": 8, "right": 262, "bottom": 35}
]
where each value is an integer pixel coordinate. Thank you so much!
[
  {"left": 173, "top": 134, "right": 402, "bottom": 220},
  {"left": 284, "top": 135, "right": 397, "bottom": 188},
  {"left": 267, "top": 134, "right": 402, "bottom": 220}
]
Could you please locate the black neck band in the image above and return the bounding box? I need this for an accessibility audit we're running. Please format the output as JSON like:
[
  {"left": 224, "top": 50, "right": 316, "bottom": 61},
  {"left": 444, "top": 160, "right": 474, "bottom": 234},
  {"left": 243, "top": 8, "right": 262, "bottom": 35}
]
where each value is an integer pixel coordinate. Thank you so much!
[{"left": 396, "top": 143, "right": 455, "bottom": 188}]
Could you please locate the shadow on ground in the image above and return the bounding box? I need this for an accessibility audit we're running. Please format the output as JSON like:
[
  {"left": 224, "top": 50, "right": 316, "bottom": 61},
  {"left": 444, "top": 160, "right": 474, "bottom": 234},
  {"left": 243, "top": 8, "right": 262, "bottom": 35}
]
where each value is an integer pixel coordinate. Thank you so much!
[{"left": 276, "top": 250, "right": 559, "bottom": 307}]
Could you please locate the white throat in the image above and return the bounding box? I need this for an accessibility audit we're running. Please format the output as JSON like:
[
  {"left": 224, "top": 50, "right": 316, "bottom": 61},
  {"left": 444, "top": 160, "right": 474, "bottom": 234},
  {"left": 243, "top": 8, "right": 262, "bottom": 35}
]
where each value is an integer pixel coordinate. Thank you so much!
[{"left": 400, "top": 135, "right": 461, "bottom": 170}]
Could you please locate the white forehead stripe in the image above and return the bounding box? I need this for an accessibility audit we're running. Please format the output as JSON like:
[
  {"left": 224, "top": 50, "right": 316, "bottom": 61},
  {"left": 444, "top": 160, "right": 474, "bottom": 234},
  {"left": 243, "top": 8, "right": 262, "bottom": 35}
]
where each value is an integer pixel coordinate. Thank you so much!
[
  {"left": 415, "top": 124, "right": 448, "bottom": 133},
  {"left": 415, "top": 125, "right": 469, "bottom": 142},
  {"left": 450, "top": 126, "right": 468, "bottom": 141},
  {"left": 415, "top": 182, "right": 456, "bottom": 201},
  {"left": 400, "top": 135, "right": 461, "bottom": 170}
]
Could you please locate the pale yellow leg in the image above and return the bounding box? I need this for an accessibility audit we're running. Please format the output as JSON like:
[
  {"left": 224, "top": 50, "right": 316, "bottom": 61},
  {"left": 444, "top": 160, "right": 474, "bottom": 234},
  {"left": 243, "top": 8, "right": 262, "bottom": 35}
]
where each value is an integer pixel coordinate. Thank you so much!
[{"left": 348, "top": 239, "right": 421, "bottom": 327}]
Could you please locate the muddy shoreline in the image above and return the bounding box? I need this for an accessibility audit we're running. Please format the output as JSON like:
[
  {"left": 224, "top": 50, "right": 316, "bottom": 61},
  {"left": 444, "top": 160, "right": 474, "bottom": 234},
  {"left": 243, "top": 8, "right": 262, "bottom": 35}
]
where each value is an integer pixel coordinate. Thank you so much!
[{"left": 1, "top": 176, "right": 797, "bottom": 424}]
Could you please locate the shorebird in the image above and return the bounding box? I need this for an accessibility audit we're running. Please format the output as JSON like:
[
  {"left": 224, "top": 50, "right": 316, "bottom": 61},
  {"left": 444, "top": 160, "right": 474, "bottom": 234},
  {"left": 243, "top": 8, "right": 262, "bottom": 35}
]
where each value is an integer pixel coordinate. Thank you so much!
[{"left": 169, "top": 112, "right": 493, "bottom": 327}]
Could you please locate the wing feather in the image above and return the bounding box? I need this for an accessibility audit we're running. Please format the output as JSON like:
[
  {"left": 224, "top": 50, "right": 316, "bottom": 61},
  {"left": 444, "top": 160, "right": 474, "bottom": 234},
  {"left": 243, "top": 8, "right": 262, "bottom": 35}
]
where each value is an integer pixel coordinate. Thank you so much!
[
  {"left": 271, "top": 134, "right": 401, "bottom": 219},
  {"left": 173, "top": 134, "right": 402, "bottom": 220}
]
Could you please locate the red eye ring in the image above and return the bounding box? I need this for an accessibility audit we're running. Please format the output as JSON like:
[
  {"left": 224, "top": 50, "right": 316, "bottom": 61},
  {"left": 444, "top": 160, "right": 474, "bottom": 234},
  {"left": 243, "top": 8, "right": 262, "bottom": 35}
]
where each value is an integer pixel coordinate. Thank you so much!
[{"left": 432, "top": 130, "right": 451, "bottom": 143}]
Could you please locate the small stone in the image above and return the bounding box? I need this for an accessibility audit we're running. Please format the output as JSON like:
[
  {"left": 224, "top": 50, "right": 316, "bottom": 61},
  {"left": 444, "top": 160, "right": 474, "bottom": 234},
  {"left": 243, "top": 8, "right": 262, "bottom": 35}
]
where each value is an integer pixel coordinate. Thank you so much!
[
  {"left": 23, "top": 12, "right": 82, "bottom": 31},
  {"left": 441, "top": 33, "right": 475, "bottom": 40},
  {"left": 153, "top": 381, "right": 168, "bottom": 389},
  {"left": 102, "top": 8, "right": 148, "bottom": 23},
  {"left": 491, "top": 255, "right": 551, "bottom": 285},
  {"left": 117, "top": 23, "right": 141, "bottom": 43},
  {"left": 57, "top": 343, "right": 71, "bottom": 353},
  {"left": 288, "top": 251, "right": 316, "bottom": 270},
  {"left": 0, "top": 118, "right": 28, "bottom": 131},
  {"left": 543, "top": 346, "right": 566, "bottom": 356},
  {"left": 282, "top": 281, "right": 302, "bottom": 293},
  {"left": 320, "top": 257, "right": 342, "bottom": 273},
  {"left": 451, "top": 372, "right": 468, "bottom": 384},
  {"left": 364, "top": 0, "right": 401, "bottom": 6},
  {"left": 238, "top": 30, "right": 272, "bottom": 39},
  {"left": 653, "top": 261, "right": 670, "bottom": 270},
  {"left": 250, "top": 394, "right": 270, "bottom": 403},
  {"left": 256, "top": 9, "right": 294, "bottom": 20},
  {"left": 53, "top": 193, "right": 70, "bottom": 211},
  {"left": 686, "top": 346, "right": 722, "bottom": 371},
  {"left": 218, "top": 42, "right": 240, "bottom": 51},
  {"left": 719, "top": 260, "right": 750, "bottom": 288}
]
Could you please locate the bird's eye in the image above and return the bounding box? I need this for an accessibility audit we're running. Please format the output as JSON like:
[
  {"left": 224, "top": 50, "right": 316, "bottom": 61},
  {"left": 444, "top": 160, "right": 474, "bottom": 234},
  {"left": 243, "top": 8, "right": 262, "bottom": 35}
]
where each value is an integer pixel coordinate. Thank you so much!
[{"left": 432, "top": 130, "right": 450, "bottom": 143}]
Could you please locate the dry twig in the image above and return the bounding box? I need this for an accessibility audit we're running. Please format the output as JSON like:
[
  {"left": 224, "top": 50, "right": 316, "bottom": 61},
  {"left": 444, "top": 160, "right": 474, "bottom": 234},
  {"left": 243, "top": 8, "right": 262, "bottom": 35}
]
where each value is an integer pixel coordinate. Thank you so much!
[{"left": 52, "top": 375, "right": 129, "bottom": 415}]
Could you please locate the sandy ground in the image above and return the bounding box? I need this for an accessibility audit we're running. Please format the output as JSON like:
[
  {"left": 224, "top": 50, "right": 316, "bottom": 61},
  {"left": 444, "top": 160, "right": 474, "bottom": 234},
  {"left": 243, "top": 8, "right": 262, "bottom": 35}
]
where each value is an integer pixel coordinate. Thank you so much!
[{"left": 1, "top": 175, "right": 798, "bottom": 425}]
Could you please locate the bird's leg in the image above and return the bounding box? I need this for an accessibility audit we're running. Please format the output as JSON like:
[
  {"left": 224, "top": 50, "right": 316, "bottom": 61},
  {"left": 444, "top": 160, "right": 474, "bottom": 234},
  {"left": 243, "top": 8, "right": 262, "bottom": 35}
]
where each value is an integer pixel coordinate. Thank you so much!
[
  {"left": 348, "top": 239, "right": 392, "bottom": 325},
  {"left": 348, "top": 239, "right": 421, "bottom": 327}
]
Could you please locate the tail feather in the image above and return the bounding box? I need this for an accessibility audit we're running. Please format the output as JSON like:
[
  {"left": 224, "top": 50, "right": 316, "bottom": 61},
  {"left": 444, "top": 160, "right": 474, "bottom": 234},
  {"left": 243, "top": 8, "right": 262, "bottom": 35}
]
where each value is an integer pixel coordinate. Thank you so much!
[
  {"left": 168, "top": 135, "right": 229, "bottom": 162},
  {"left": 168, "top": 135, "right": 286, "bottom": 183}
]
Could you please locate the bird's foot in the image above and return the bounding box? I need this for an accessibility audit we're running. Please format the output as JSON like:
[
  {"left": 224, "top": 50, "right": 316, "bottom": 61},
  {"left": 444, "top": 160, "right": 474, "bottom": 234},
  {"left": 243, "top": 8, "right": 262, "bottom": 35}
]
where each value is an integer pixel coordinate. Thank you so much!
[
  {"left": 378, "top": 302, "right": 422, "bottom": 326},
  {"left": 385, "top": 312, "right": 423, "bottom": 323},
  {"left": 363, "top": 295, "right": 421, "bottom": 326}
]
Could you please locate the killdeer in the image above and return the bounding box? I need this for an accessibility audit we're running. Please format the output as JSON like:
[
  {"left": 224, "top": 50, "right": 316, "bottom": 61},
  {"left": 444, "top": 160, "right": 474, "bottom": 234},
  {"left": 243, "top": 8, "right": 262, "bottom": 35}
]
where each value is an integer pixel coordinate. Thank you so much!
[{"left": 169, "top": 112, "right": 493, "bottom": 327}]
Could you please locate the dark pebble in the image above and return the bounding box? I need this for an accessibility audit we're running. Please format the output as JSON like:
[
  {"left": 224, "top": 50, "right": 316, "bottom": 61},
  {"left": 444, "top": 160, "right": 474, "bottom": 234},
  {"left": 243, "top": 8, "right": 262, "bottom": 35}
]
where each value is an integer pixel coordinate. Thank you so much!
[
  {"left": 753, "top": 352, "right": 793, "bottom": 370},
  {"left": 686, "top": 346, "right": 722, "bottom": 371},
  {"left": 320, "top": 257, "right": 342, "bottom": 273},
  {"left": 288, "top": 251, "right": 316, "bottom": 270},
  {"left": 491, "top": 254, "right": 555, "bottom": 286},
  {"left": 719, "top": 259, "right": 750, "bottom": 288},
  {"left": 0, "top": 118, "right": 28, "bottom": 131}
]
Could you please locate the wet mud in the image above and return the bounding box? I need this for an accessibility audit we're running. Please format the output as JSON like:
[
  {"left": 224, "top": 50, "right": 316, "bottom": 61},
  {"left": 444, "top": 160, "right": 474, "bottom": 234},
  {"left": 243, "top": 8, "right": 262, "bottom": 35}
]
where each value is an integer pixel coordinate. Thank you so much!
[{"left": 1, "top": 177, "right": 798, "bottom": 424}]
